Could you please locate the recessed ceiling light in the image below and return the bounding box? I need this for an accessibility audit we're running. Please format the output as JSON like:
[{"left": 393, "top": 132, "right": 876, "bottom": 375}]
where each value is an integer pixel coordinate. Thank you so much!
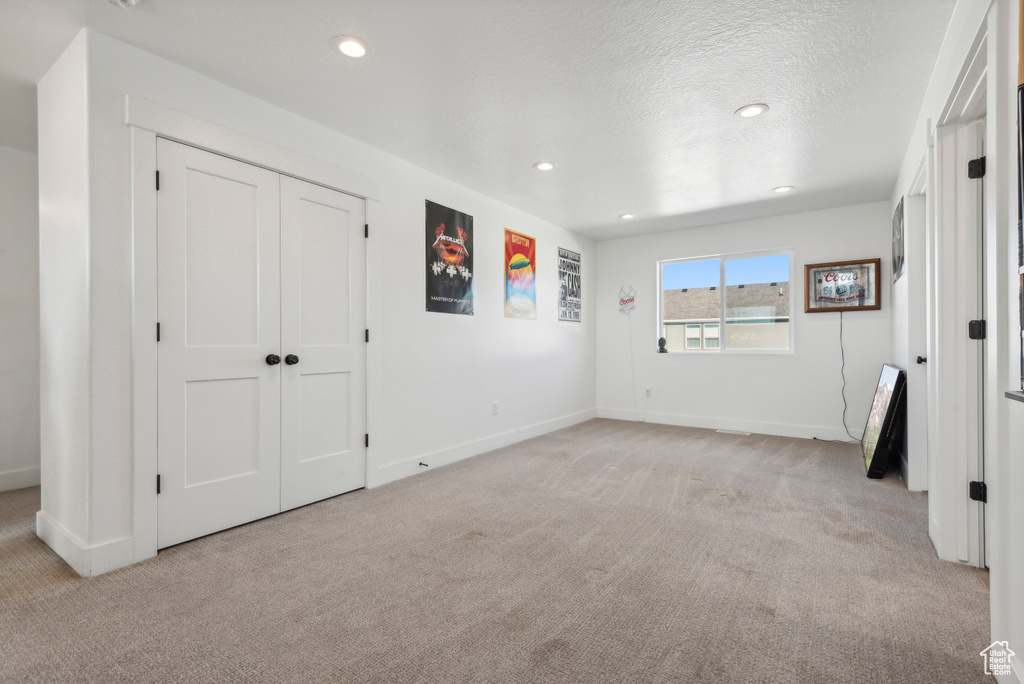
[
  {"left": 772, "top": 186, "right": 795, "bottom": 193},
  {"left": 331, "top": 35, "right": 368, "bottom": 58},
  {"left": 735, "top": 103, "right": 769, "bottom": 118},
  {"left": 533, "top": 161, "right": 555, "bottom": 171},
  {"left": 619, "top": 213, "right": 635, "bottom": 220}
]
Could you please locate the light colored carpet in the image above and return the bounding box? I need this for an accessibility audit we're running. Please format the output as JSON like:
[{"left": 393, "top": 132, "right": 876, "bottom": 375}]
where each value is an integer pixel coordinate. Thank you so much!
[{"left": 0, "top": 419, "right": 991, "bottom": 683}]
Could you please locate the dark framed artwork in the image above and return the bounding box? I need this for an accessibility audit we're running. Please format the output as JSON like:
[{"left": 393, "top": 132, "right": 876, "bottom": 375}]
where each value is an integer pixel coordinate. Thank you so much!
[
  {"left": 862, "top": 364, "right": 907, "bottom": 479},
  {"left": 804, "top": 258, "right": 881, "bottom": 313},
  {"left": 892, "top": 197, "right": 905, "bottom": 283},
  {"left": 425, "top": 200, "right": 474, "bottom": 315}
]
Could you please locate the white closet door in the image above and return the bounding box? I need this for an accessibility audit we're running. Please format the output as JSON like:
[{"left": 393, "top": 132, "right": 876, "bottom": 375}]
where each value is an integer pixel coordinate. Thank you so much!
[
  {"left": 280, "top": 176, "right": 366, "bottom": 511},
  {"left": 157, "top": 139, "right": 282, "bottom": 548}
]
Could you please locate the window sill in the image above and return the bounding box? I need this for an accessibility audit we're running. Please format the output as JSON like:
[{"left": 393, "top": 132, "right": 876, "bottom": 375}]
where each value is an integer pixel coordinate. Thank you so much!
[{"left": 659, "top": 348, "right": 795, "bottom": 356}]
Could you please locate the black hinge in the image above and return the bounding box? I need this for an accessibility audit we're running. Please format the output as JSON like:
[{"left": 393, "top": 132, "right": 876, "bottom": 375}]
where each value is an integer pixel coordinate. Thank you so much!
[
  {"left": 969, "top": 481, "right": 987, "bottom": 502},
  {"left": 969, "top": 319, "right": 986, "bottom": 339},
  {"left": 365, "top": 433, "right": 369, "bottom": 448},
  {"left": 155, "top": 170, "right": 160, "bottom": 190},
  {"left": 968, "top": 157, "right": 986, "bottom": 179},
  {"left": 365, "top": 328, "right": 369, "bottom": 343},
  {"left": 156, "top": 322, "right": 161, "bottom": 342},
  {"left": 364, "top": 223, "right": 369, "bottom": 238},
  {"left": 156, "top": 474, "right": 161, "bottom": 494}
]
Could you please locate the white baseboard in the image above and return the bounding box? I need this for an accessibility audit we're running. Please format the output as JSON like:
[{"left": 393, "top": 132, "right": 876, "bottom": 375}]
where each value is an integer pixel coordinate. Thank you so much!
[
  {"left": 36, "top": 511, "right": 135, "bottom": 577},
  {"left": 368, "top": 408, "right": 597, "bottom": 488},
  {"left": 1008, "top": 655, "right": 1024, "bottom": 684},
  {"left": 595, "top": 407, "right": 858, "bottom": 443},
  {"left": 0, "top": 466, "right": 40, "bottom": 492},
  {"left": 995, "top": 657, "right": 1024, "bottom": 684}
]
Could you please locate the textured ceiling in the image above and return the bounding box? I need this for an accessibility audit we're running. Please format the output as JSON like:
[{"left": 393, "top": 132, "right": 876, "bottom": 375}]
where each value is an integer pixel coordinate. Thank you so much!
[{"left": 0, "top": 0, "right": 957, "bottom": 239}]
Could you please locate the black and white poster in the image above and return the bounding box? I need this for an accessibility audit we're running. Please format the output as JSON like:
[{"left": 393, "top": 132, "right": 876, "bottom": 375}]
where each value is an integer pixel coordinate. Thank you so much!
[
  {"left": 425, "top": 200, "right": 474, "bottom": 315},
  {"left": 557, "top": 247, "right": 581, "bottom": 321}
]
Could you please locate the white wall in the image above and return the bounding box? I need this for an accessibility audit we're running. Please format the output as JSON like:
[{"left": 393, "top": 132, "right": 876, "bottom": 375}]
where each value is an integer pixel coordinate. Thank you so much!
[
  {"left": 890, "top": 218, "right": 910, "bottom": 477},
  {"left": 891, "top": 1, "right": 1022, "bottom": 678},
  {"left": 891, "top": 277, "right": 909, "bottom": 373},
  {"left": 976, "top": 10, "right": 1022, "bottom": 674},
  {"left": 596, "top": 202, "right": 893, "bottom": 441},
  {"left": 0, "top": 146, "right": 40, "bottom": 492},
  {"left": 1005, "top": 408, "right": 1024, "bottom": 684},
  {"left": 37, "top": 35, "right": 98, "bottom": 556},
  {"left": 37, "top": 29, "right": 596, "bottom": 574}
]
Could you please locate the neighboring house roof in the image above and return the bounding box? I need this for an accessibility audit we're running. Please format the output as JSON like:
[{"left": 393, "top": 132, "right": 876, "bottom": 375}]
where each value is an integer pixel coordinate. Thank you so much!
[
  {"left": 663, "top": 282, "right": 790, "bottom": 321},
  {"left": 980, "top": 641, "right": 1015, "bottom": 655}
]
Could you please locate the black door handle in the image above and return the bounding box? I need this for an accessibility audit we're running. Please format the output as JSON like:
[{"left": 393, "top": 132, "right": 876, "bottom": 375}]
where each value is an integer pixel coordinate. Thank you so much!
[
  {"left": 285, "top": 354, "right": 300, "bottom": 365},
  {"left": 266, "top": 354, "right": 281, "bottom": 365},
  {"left": 916, "top": 356, "right": 927, "bottom": 364}
]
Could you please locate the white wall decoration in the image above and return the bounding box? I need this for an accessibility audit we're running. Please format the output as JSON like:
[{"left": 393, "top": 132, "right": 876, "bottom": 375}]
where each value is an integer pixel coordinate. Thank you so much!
[{"left": 618, "top": 286, "right": 636, "bottom": 315}]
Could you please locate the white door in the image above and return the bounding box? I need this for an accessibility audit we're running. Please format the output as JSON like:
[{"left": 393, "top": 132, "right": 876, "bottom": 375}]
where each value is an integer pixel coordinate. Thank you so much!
[
  {"left": 930, "top": 120, "right": 985, "bottom": 568},
  {"left": 904, "top": 193, "right": 928, "bottom": 492},
  {"left": 280, "top": 176, "right": 366, "bottom": 511},
  {"left": 157, "top": 139, "right": 283, "bottom": 547}
]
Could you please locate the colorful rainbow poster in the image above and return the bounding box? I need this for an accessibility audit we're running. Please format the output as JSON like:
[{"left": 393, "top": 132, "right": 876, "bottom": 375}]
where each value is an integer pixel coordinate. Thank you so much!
[{"left": 504, "top": 229, "right": 536, "bottom": 319}]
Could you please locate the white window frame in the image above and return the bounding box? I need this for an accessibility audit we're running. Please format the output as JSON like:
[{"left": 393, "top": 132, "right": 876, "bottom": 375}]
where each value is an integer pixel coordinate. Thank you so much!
[
  {"left": 684, "top": 323, "right": 702, "bottom": 349},
  {"left": 657, "top": 248, "right": 794, "bottom": 354},
  {"left": 702, "top": 323, "right": 720, "bottom": 349}
]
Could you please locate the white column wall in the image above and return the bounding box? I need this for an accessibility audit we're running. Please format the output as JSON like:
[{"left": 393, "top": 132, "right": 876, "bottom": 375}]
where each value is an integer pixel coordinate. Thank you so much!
[
  {"left": 37, "top": 36, "right": 92, "bottom": 550},
  {"left": 983, "top": 2, "right": 1024, "bottom": 678},
  {"left": 0, "top": 146, "right": 40, "bottom": 492},
  {"left": 983, "top": 5, "right": 1022, "bottom": 675},
  {"left": 890, "top": 1, "right": 1022, "bottom": 675}
]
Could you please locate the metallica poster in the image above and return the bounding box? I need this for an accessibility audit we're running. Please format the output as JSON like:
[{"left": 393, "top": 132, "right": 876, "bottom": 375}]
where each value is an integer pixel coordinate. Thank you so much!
[
  {"left": 504, "top": 229, "right": 537, "bottom": 319},
  {"left": 425, "top": 200, "right": 473, "bottom": 315},
  {"left": 557, "top": 247, "right": 581, "bottom": 321}
]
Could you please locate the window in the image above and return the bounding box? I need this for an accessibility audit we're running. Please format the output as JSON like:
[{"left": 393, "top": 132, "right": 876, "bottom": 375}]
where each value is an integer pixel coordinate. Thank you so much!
[
  {"left": 703, "top": 323, "right": 720, "bottom": 349},
  {"left": 684, "top": 324, "right": 702, "bottom": 349},
  {"left": 659, "top": 251, "right": 791, "bottom": 352}
]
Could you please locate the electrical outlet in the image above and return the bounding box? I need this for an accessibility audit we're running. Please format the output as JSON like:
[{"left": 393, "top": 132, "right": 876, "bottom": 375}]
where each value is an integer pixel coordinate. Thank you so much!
[
  {"left": 492, "top": 401, "right": 499, "bottom": 415},
  {"left": 645, "top": 388, "right": 652, "bottom": 397}
]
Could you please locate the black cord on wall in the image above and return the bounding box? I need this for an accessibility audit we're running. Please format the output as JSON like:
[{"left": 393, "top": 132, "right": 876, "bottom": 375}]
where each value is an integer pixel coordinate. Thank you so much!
[{"left": 839, "top": 312, "right": 863, "bottom": 445}]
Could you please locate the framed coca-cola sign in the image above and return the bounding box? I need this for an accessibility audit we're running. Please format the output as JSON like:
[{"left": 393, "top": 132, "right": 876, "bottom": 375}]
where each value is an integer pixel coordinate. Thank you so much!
[{"left": 804, "top": 258, "right": 881, "bottom": 313}]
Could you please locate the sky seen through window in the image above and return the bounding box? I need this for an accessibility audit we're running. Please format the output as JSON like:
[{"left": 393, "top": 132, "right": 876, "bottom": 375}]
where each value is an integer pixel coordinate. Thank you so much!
[{"left": 662, "top": 254, "right": 790, "bottom": 290}]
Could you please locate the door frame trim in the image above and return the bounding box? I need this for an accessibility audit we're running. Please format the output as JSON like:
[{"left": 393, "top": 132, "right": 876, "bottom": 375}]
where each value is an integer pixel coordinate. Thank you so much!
[
  {"left": 925, "top": 19, "right": 989, "bottom": 568},
  {"left": 125, "top": 96, "right": 381, "bottom": 201},
  {"left": 128, "top": 97, "right": 379, "bottom": 563},
  {"left": 931, "top": 121, "right": 985, "bottom": 567}
]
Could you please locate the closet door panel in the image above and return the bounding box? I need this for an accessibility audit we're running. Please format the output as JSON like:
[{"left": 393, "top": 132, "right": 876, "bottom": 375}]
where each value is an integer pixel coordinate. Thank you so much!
[
  {"left": 157, "top": 138, "right": 282, "bottom": 548},
  {"left": 280, "top": 176, "right": 366, "bottom": 511}
]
